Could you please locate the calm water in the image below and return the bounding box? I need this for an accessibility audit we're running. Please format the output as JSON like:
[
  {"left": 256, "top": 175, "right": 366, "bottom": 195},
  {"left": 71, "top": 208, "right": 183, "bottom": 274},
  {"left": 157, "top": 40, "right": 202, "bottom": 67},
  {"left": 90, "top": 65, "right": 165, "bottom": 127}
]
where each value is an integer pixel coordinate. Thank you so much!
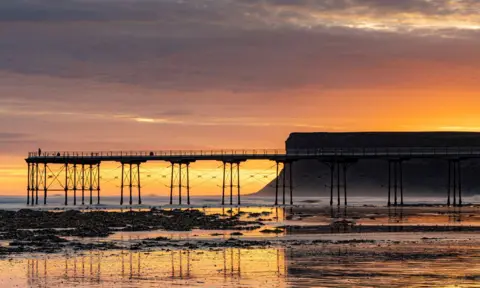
[
  {"left": 1, "top": 197, "right": 480, "bottom": 287},
  {"left": 2, "top": 195, "right": 480, "bottom": 210},
  {"left": 1, "top": 243, "right": 479, "bottom": 287}
]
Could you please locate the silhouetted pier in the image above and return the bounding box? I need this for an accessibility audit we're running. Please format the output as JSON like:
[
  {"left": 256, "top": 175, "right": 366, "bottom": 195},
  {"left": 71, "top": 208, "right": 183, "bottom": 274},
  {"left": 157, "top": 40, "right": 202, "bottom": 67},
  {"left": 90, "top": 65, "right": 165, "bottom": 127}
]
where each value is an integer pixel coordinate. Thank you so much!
[{"left": 25, "top": 147, "right": 480, "bottom": 207}]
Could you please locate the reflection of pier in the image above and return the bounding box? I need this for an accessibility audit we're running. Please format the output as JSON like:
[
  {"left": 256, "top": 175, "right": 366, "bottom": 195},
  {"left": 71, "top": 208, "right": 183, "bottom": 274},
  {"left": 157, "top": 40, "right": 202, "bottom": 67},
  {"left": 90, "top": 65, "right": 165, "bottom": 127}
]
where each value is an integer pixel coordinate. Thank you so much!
[
  {"left": 388, "top": 207, "right": 406, "bottom": 224},
  {"left": 26, "top": 248, "right": 287, "bottom": 286},
  {"left": 448, "top": 206, "right": 463, "bottom": 223},
  {"left": 26, "top": 147, "right": 480, "bottom": 207}
]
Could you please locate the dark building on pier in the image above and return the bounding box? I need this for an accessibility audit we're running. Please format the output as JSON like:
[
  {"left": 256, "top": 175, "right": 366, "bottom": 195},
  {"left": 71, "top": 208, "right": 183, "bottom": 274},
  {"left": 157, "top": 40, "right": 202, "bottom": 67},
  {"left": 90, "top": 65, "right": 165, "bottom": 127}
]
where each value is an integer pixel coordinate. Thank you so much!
[{"left": 256, "top": 132, "right": 480, "bottom": 198}]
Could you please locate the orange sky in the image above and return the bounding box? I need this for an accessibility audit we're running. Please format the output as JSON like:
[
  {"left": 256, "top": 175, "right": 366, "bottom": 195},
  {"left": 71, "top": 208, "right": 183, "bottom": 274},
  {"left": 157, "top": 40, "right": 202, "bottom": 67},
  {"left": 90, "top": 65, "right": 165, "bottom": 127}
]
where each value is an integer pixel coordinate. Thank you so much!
[{"left": 0, "top": 0, "right": 479, "bottom": 196}]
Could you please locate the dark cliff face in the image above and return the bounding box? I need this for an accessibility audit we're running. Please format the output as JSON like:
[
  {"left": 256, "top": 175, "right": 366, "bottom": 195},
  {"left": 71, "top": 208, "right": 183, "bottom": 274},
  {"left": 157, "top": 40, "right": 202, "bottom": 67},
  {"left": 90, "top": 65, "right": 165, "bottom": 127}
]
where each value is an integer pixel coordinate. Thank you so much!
[
  {"left": 256, "top": 132, "right": 480, "bottom": 197},
  {"left": 286, "top": 132, "right": 480, "bottom": 148}
]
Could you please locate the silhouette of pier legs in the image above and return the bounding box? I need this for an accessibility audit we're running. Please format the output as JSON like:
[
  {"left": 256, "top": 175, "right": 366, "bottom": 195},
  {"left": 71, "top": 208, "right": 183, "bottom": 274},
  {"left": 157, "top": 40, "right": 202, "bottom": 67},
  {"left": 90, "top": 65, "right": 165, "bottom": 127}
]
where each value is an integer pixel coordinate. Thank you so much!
[
  {"left": 388, "top": 159, "right": 404, "bottom": 207},
  {"left": 169, "top": 161, "right": 194, "bottom": 205},
  {"left": 120, "top": 162, "right": 143, "bottom": 206},
  {"left": 324, "top": 160, "right": 354, "bottom": 207},
  {"left": 274, "top": 160, "right": 294, "bottom": 206},
  {"left": 448, "top": 159, "right": 462, "bottom": 207},
  {"left": 25, "top": 161, "right": 101, "bottom": 206},
  {"left": 222, "top": 161, "right": 243, "bottom": 206}
]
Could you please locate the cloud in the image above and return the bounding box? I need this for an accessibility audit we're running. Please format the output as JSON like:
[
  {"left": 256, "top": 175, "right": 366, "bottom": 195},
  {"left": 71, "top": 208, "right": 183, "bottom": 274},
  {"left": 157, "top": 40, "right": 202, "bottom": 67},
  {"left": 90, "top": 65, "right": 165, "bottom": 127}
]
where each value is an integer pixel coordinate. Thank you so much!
[
  {"left": 0, "top": 0, "right": 479, "bottom": 158},
  {"left": 0, "top": 0, "right": 479, "bottom": 94},
  {"left": 0, "top": 132, "right": 29, "bottom": 142}
]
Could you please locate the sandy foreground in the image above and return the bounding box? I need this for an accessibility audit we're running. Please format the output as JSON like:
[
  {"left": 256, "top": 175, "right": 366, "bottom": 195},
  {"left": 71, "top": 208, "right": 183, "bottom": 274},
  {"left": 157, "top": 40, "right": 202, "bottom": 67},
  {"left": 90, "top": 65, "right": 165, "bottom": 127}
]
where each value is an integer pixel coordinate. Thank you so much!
[{"left": 0, "top": 206, "right": 479, "bottom": 287}]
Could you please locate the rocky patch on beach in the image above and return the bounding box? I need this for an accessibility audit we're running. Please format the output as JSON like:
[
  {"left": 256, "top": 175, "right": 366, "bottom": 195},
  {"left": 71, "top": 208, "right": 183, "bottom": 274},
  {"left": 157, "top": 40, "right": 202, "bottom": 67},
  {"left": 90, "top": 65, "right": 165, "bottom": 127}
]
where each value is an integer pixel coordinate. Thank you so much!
[{"left": 0, "top": 209, "right": 263, "bottom": 238}]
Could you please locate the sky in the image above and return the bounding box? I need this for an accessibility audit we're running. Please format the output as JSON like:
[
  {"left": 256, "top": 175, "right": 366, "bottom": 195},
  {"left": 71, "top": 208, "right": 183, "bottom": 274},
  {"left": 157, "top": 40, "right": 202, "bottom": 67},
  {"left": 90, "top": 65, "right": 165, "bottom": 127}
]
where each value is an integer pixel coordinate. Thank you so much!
[{"left": 1, "top": 0, "right": 480, "bottom": 196}]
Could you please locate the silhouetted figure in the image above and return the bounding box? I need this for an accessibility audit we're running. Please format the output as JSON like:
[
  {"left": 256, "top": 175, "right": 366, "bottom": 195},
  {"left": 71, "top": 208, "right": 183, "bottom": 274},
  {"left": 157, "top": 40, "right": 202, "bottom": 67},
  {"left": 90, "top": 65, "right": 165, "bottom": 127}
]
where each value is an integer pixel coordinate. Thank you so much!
[{"left": 38, "top": 148, "right": 42, "bottom": 156}]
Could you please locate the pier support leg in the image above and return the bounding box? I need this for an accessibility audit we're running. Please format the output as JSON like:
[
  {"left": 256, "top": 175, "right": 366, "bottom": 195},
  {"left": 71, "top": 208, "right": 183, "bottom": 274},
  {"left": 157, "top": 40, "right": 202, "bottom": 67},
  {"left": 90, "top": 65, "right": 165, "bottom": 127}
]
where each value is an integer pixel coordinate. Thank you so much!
[
  {"left": 458, "top": 161, "right": 462, "bottom": 207},
  {"left": 170, "top": 163, "right": 174, "bottom": 205},
  {"left": 97, "top": 163, "right": 101, "bottom": 205},
  {"left": 337, "top": 162, "right": 340, "bottom": 206},
  {"left": 187, "top": 163, "right": 190, "bottom": 206},
  {"left": 275, "top": 162, "right": 279, "bottom": 206},
  {"left": 129, "top": 163, "right": 133, "bottom": 206},
  {"left": 400, "top": 161, "right": 404, "bottom": 206},
  {"left": 120, "top": 163, "right": 124, "bottom": 206},
  {"left": 89, "top": 164, "right": 93, "bottom": 205},
  {"left": 137, "top": 163, "right": 141, "bottom": 205},
  {"left": 330, "top": 163, "right": 334, "bottom": 206},
  {"left": 222, "top": 162, "right": 226, "bottom": 206},
  {"left": 43, "top": 163, "right": 47, "bottom": 205},
  {"left": 179, "top": 163, "right": 182, "bottom": 206},
  {"left": 82, "top": 164, "right": 85, "bottom": 205},
  {"left": 453, "top": 161, "right": 457, "bottom": 207},
  {"left": 230, "top": 163, "right": 233, "bottom": 206},
  {"left": 27, "top": 163, "right": 30, "bottom": 205},
  {"left": 290, "top": 162, "right": 294, "bottom": 206},
  {"left": 388, "top": 161, "right": 391, "bottom": 207},
  {"left": 35, "top": 163, "right": 39, "bottom": 205},
  {"left": 31, "top": 163, "right": 35, "bottom": 206},
  {"left": 237, "top": 163, "right": 241, "bottom": 206},
  {"left": 447, "top": 161, "right": 451, "bottom": 206},
  {"left": 343, "top": 163, "right": 347, "bottom": 206},
  {"left": 64, "top": 163, "right": 68, "bottom": 206},
  {"left": 282, "top": 162, "right": 286, "bottom": 206},
  {"left": 394, "top": 161, "right": 398, "bottom": 207},
  {"left": 168, "top": 161, "right": 193, "bottom": 206},
  {"left": 73, "top": 164, "right": 77, "bottom": 206},
  {"left": 388, "top": 160, "right": 404, "bottom": 207}
]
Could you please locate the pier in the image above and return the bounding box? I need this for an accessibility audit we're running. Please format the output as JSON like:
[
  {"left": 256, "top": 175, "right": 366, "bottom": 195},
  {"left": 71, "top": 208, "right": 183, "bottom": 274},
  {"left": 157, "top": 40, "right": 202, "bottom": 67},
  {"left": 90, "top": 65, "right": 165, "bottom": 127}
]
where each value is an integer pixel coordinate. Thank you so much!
[{"left": 25, "top": 147, "right": 480, "bottom": 207}]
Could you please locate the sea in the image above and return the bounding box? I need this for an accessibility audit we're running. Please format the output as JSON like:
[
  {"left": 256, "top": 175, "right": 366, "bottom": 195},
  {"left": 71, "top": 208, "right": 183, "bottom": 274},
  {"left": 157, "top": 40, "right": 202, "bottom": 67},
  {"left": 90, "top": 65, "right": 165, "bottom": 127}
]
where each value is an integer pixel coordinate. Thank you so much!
[{"left": 1, "top": 194, "right": 479, "bottom": 287}]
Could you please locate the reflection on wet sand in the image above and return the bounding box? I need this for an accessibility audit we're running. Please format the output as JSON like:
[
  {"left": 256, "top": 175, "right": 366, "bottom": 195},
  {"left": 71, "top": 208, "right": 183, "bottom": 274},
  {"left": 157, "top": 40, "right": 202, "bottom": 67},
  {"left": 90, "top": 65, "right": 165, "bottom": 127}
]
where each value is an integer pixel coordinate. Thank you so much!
[
  {"left": 23, "top": 248, "right": 287, "bottom": 287},
  {"left": 20, "top": 241, "right": 480, "bottom": 288}
]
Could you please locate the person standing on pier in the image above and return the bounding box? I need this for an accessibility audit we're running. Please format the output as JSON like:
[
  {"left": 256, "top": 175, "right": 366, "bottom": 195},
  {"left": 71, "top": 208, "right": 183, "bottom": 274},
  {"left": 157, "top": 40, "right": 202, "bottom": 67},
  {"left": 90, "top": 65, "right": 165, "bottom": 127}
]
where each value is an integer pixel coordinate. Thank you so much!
[{"left": 38, "top": 148, "right": 42, "bottom": 156}]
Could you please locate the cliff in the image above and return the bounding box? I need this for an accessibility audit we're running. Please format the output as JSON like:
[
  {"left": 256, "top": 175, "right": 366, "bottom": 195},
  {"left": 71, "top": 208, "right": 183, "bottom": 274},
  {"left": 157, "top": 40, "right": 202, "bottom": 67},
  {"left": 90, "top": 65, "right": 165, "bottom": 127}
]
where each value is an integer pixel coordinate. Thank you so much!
[{"left": 255, "top": 132, "right": 480, "bottom": 197}]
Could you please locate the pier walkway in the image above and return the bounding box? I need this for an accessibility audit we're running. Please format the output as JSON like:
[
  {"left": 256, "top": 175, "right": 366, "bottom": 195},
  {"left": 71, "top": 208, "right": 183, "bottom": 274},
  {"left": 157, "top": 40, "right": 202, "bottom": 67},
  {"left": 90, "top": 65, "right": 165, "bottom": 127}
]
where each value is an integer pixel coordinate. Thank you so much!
[{"left": 25, "top": 147, "right": 480, "bottom": 208}]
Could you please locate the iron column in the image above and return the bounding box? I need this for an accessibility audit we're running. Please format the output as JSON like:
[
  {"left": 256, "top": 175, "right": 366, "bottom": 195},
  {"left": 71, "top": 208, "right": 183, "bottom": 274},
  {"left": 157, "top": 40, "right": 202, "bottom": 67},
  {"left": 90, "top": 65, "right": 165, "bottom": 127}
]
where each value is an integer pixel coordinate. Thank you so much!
[
  {"left": 89, "top": 164, "right": 93, "bottom": 205},
  {"left": 230, "top": 163, "right": 233, "bottom": 206},
  {"left": 170, "top": 163, "right": 174, "bottom": 205},
  {"left": 82, "top": 164, "right": 85, "bottom": 205},
  {"left": 97, "top": 163, "right": 101, "bottom": 205},
  {"left": 237, "top": 163, "right": 241, "bottom": 206},
  {"left": 275, "top": 162, "right": 279, "bottom": 206},
  {"left": 388, "top": 161, "right": 391, "bottom": 207},
  {"left": 120, "top": 163, "right": 124, "bottom": 205},
  {"left": 222, "top": 162, "right": 226, "bottom": 206},
  {"left": 137, "top": 163, "right": 141, "bottom": 205},
  {"left": 282, "top": 162, "right": 286, "bottom": 206},
  {"left": 458, "top": 161, "right": 462, "bottom": 207},
  {"left": 35, "top": 163, "right": 39, "bottom": 205},
  {"left": 27, "top": 163, "right": 30, "bottom": 205},
  {"left": 73, "top": 164, "right": 77, "bottom": 206},
  {"left": 179, "top": 163, "right": 182, "bottom": 205},
  {"left": 330, "top": 163, "right": 334, "bottom": 206},
  {"left": 187, "top": 163, "right": 190, "bottom": 206},
  {"left": 129, "top": 163, "right": 133, "bottom": 205},
  {"left": 453, "top": 161, "right": 457, "bottom": 207},
  {"left": 343, "top": 163, "right": 347, "bottom": 206},
  {"left": 64, "top": 163, "right": 68, "bottom": 206},
  {"left": 394, "top": 161, "right": 398, "bottom": 207},
  {"left": 290, "top": 162, "right": 294, "bottom": 206},
  {"left": 337, "top": 161, "right": 340, "bottom": 206},
  {"left": 447, "top": 160, "right": 451, "bottom": 206}
]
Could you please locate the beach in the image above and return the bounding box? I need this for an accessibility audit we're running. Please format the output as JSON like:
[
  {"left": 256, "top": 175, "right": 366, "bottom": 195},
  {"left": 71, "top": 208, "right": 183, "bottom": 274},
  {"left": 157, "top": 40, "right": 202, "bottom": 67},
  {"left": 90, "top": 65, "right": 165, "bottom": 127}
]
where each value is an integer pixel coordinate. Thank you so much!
[{"left": 0, "top": 203, "right": 479, "bottom": 287}]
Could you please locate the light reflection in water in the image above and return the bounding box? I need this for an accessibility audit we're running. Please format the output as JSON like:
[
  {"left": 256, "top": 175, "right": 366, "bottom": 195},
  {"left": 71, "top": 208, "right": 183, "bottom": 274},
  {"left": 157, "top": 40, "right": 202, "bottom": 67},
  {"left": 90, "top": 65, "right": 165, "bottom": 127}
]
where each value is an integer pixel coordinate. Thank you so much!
[{"left": 22, "top": 248, "right": 287, "bottom": 288}]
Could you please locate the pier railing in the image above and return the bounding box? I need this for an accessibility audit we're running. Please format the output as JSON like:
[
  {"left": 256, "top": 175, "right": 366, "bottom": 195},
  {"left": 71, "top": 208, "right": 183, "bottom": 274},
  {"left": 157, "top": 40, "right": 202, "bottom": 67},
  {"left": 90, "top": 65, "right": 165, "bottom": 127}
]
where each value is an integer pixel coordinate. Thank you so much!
[{"left": 27, "top": 147, "right": 480, "bottom": 159}]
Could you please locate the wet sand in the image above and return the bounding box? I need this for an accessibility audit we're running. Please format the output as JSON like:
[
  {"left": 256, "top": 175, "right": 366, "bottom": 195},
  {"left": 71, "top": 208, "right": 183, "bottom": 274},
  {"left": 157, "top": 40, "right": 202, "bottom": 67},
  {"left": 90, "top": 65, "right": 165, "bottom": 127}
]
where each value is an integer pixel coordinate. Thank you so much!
[{"left": 0, "top": 206, "right": 479, "bottom": 287}]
